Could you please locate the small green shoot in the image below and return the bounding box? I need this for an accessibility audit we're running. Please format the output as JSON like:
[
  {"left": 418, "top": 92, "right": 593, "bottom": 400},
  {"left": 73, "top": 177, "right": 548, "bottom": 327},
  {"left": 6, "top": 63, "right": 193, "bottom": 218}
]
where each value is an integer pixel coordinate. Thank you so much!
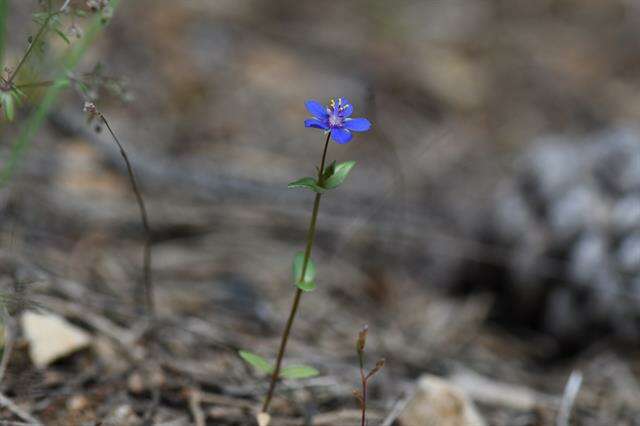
[{"left": 239, "top": 350, "right": 273, "bottom": 375}]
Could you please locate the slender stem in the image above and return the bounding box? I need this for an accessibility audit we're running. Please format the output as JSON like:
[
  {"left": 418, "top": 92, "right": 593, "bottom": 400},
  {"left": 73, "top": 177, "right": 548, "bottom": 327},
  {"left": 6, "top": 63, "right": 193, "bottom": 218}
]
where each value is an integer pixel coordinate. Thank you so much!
[
  {"left": 359, "top": 352, "right": 367, "bottom": 426},
  {"left": 317, "top": 132, "right": 331, "bottom": 182},
  {"left": 6, "top": 14, "right": 52, "bottom": 86},
  {"left": 14, "top": 72, "right": 103, "bottom": 89},
  {"left": 361, "top": 376, "right": 367, "bottom": 426},
  {"left": 14, "top": 80, "right": 55, "bottom": 89},
  {"left": 0, "top": 311, "right": 15, "bottom": 386},
  {"left": 100, "top": 114, "right": 155, "bottom": 322},
  {"left": 261, "top": 132, "right": 331, "bottom": 414},
  {"left": 4, "top": 0, "right": 68, "bottom": 89}
]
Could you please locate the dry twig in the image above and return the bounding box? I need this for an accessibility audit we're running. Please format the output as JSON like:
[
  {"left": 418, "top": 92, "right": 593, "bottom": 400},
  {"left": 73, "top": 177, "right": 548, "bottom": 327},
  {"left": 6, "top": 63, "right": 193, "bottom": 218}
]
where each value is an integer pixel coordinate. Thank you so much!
[
  {"left": 188, "top": 389, "right": 206, "bottom": 426},
  {"left": 557, "top": 371, "right": 583, "bottom": 426},
  {"left": 0, "top": 393, "right": 42, "bottom": 426}
]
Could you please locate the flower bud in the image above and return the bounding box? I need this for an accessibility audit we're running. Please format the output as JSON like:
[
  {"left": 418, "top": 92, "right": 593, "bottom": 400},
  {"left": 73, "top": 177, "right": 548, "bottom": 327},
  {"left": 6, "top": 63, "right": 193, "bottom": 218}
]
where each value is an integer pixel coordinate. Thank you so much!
[{"left": 357, "top": 324, "right": 368, "bottom": 354}]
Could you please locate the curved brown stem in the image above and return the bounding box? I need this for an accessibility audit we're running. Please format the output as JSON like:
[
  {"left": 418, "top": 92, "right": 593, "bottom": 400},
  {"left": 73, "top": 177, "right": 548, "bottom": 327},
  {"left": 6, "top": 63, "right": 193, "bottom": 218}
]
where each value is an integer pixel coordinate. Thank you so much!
[{"left": 100, "top": 114, "right": 154, "bottom": 322}]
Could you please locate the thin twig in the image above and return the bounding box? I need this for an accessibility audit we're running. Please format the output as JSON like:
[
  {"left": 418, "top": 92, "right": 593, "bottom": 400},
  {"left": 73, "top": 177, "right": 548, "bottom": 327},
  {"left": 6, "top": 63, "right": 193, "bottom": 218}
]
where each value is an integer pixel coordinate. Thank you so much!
[
  {"left": 59, "top": 0, "right": 71, "bottom": 12},
  {"left": 189, "top": 389, "right": 206, "bottom": 426},
  {"left": 380, "top": 391, "right": 414, "bottom": 426},
  {"left": 0, "top": 313, "right": 15, "bottom": 386},
  {"left": 556, "top": 371, "right": 583, "bottom": 426},
  {"left": 141, "top": 387, "right": 161, "bottom": 426},
  {"left": 0, "top": 393, "right": 42, "bottom": 425},
  {"left": 357, "top": 326, "right": 368, "bottom": 426},
  {"left": 357, "top": 327, "right": 367, "bottom": 426}
]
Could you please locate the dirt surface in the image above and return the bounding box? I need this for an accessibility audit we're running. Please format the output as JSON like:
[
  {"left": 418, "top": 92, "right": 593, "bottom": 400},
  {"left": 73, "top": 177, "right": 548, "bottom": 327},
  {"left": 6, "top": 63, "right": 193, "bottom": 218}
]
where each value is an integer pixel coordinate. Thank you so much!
[{"left": 0, "top": 0, "right": 639, "bottom": 425}]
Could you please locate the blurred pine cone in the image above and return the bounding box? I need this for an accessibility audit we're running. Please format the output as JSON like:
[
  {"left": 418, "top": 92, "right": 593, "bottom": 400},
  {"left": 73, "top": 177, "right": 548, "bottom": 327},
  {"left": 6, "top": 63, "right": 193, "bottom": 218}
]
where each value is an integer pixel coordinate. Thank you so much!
[{"left": 474, "top": 129, "right": 640, "bottom": 344}]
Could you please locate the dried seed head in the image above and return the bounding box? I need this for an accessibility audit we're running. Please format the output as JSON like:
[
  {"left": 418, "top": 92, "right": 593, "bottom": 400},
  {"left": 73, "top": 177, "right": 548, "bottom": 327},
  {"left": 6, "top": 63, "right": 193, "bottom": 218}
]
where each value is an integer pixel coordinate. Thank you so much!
[
  {"left": 68, "top": 24, "right": 83, "bottom": 39},
  {"left": 367, "top": 358, "right": 386, "bottom": 379},
  {"left": 83, "top": 101, "right": 97, "bottom": 115},
  {"left": 83, "top": 101, "right": 102, "bottom": 131},
  {"left": 352, "top": 389, "right": 363, "bottom": 406},
  {"left": 101, "top": 5, "right": 113, "bottom": 19},
  {"left": 357, "top": 324, "right": 368, "bottom": 354},
  {"left": 86, "top": 0, "right": 109, "bottom": 12},
  {"left": 86, "top": 0, "right": 99, "bottom": 11}
]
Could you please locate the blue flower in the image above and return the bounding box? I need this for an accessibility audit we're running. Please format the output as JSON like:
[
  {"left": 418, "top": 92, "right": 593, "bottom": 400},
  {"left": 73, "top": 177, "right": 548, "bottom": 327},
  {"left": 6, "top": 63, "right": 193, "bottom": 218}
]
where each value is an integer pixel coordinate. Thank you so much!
[{"left": 304, "top": 98, "right": 371, "bottom": 144}]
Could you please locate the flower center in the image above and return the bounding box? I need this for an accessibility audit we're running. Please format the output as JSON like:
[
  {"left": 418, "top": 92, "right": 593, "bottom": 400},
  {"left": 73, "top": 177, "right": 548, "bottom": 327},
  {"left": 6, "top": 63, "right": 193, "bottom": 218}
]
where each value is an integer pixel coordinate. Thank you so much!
[{"left": 328, "top": 113, "right": 343, "bottom": 127}]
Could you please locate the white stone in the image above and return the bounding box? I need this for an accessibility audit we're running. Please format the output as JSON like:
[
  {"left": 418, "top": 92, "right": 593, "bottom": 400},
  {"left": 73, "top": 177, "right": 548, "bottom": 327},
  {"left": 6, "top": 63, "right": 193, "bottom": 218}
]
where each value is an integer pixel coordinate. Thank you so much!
[
  {"left": 21, "top": 311, "right": 91, "bottom": 368},
  {"left": 400, "top": 375, "right": 486, "bottom": 426},
  {"left": 257, "top": 412, "right": 271, "bottom": 426}
]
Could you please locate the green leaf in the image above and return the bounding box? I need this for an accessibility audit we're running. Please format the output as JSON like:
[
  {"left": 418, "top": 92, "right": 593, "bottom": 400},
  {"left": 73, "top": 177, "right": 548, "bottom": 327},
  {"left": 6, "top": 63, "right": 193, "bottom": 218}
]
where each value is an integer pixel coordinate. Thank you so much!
[
  {"left": 293, "top": 252, "right": 316, "bottom": 284},
  {"left": 238, "top": 350, "right": 273, "bottom": 374},
  {"left": 54, "top": 28, "right": 71, "bottom": 45},
  {"left": 280, "top": 365, "right": 320, "bottom": 380},
  {"left": 287, "top": 177, "right": 325, "bottom": 193},
  {"left": 0, "top": 0, "right": 122, "bottom": 188},
  {"left": 323, "top": 161, "right": 356, "bottom": 190},
  {"left": 321, "top": 160, "right": 336, "bottom": 181},
  {"left": 1, "top": 93, "right": 15, "bottom": 121},
  {"left": 296, "top": 281, "right": 316, "bottom": 292},
  {"left": 11, "top": 87, "right": 26, "bottom": 101},
  {"left": 76, "top": 80, "right": 90, "bottom": 96},
  {"left": 52, "top": 78, "right": 70, "bottom": 90}
]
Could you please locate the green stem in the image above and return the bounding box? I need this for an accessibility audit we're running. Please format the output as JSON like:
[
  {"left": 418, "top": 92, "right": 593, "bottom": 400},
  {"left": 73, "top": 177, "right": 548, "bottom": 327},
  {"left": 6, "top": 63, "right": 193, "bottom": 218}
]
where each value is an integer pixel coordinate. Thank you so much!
[
  {"left": 0, "top": 0, "right": 120, "bottom": 188},
  {"left": 261, "top": 132, "right": 331, "bottom": 414},
  {"left": 0, "top": 0, "right": 8, "bottom": 70},
  {"left": 14, "top": 80, "right": 55, "bottom": 89},
  {"left": 6, "top": 12, "right": 53, "bottom": 86},
  {"left": 3, "top": 0, "right": 70, "bottom": 89}
]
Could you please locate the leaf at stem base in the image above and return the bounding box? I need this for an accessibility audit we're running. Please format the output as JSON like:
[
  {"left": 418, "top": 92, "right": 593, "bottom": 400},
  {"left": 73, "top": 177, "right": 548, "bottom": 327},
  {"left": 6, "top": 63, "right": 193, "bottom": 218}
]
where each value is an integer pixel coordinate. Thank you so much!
[{"left": 280, "top": 364, "right": 319, "bottom": 379}]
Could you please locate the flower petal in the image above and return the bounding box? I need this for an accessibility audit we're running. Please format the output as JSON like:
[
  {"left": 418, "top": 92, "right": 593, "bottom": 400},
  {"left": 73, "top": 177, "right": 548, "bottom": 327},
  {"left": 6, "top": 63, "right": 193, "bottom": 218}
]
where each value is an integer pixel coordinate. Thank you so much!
[
  {"left": 331, "top": 128, "right": 353, "bottom": 144},
  {"left": 341, "top": 102, "right": 353, "bottom": 117},
  {"left": 344, "top": 118, "right": 371, "bottom": 132},
  {"left": 305, "top": 118, "right": 329, "bottom": 130},
  {"left": 305, "top": 100, "right": 328, "bottom": 119}
]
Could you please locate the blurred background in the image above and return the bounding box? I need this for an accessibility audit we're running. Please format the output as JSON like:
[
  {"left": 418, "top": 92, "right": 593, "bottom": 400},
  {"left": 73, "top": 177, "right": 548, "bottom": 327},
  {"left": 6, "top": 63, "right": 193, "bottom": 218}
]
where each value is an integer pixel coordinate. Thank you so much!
[{"left": 1, "top": 0, "right": 639, "bottom": 424}]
